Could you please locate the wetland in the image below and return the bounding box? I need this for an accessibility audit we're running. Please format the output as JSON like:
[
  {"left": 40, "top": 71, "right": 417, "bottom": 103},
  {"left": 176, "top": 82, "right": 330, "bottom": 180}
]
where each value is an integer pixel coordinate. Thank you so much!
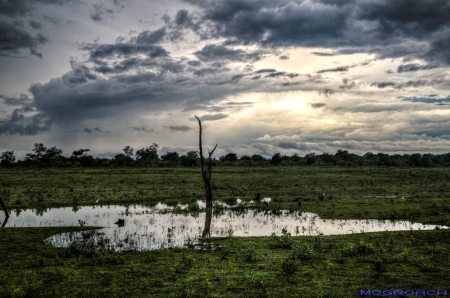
[{"left": 1, "top": 166, "right": 450, "bottom": 297}]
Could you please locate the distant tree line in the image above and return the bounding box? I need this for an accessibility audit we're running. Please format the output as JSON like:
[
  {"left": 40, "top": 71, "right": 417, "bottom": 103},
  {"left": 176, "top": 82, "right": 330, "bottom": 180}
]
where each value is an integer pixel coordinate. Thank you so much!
[{"left": 1, "top": 143, "right": 450, "bottom": 168}]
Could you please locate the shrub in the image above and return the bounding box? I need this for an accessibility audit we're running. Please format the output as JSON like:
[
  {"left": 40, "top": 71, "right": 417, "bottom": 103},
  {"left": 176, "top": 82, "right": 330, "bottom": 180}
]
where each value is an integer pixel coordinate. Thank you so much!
[
  {"left": 281, "top": 258, "right": 298, "bottom": 276},
  {"left": 342, "top": 239, "right": 375, "bottom": 257},
  {"left": 240, "top": 242, "right": 261, "bottom": 263},
  {"left": 292, "top": 242, "right": 314, "bottom": 260},
  {"left": 270, "top": 228, "right": 293, "bottom": 248}
]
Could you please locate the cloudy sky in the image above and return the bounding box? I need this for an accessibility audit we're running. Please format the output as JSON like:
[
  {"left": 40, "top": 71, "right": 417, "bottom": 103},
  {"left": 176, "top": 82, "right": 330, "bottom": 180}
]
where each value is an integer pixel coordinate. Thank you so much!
[{"left": 1, "top": 0, "right": 450, "bottom": 159}]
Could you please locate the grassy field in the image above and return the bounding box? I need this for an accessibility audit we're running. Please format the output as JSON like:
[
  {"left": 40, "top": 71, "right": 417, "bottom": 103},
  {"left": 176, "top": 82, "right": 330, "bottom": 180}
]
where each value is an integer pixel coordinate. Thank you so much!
[
  {"left": 1, "top": 227, "right": 449, "bottom": 297},
  {"left": 1, "top": 166, "right": 450, "bottom": 224},
  {"left": 1, "top": 166, "right": 450, "bottom": 297}
]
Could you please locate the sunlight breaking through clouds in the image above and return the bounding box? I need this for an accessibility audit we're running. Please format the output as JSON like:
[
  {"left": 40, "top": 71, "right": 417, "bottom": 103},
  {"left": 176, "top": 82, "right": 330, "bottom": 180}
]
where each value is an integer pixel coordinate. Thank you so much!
[{"left": 1, "top": 0, "right": 450, "bottom": 158}]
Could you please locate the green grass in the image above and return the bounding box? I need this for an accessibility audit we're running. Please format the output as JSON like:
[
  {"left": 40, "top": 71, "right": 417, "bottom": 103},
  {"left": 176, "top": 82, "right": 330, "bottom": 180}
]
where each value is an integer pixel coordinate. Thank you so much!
[
  {"left": 1, "top": 167, "right": 449, "bottom": 224},
  {"left": 1, "top": 227, "right": 449, "bottom": 297},
  {"left": 0, "top": 166, "right": 449, "bottom": 297}
]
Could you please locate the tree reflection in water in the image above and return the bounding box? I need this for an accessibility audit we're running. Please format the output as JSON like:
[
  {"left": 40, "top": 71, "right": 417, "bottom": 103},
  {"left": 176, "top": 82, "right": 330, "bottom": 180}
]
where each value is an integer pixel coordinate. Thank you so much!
[{"left": 1, "top": 216, "right": 8, "bottom": 228}]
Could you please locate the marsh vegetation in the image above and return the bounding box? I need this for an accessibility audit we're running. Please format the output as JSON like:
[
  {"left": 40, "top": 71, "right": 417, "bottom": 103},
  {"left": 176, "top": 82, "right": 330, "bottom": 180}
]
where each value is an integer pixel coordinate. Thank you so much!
[{"left": 1, "top": 166, "right": 449, "bottom": 297}]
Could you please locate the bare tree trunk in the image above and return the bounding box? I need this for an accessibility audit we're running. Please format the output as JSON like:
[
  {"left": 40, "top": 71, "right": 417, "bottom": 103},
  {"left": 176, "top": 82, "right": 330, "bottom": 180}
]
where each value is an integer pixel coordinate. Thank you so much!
[
  {"left": 202, "top": 207, "right": 212, "bottom": 239},
  {"left": 195, "top": 116, "right": 218, "bottom": 208},
  {"left": 0, "top": 198, "right": 9, "bottom": 218}
]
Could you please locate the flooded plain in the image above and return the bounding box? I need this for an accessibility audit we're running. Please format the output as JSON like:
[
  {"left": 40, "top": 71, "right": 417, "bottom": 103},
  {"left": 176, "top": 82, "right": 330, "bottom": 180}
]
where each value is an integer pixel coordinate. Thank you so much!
[{"left": 1, "top": 199, "right": 447, "bottom": 251}]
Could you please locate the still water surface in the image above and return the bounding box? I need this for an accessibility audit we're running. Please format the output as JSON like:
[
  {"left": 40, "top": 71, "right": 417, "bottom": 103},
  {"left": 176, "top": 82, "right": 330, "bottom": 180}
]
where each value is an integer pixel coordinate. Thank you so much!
[{"left": 1, "top": 200, "right": 447, "bottom": 251}]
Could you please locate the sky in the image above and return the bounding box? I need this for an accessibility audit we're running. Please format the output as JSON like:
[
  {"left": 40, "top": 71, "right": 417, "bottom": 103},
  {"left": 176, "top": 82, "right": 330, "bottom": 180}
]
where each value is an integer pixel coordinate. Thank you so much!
[{"left": 1, "top": 0, "right": 450, "bottom": 159}]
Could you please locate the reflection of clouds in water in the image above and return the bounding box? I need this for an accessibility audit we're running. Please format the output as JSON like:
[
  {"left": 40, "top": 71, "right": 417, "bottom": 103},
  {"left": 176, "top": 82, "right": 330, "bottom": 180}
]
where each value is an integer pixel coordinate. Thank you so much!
[{"left": 2, "top": 202, "right": 447, "bottom": 251}]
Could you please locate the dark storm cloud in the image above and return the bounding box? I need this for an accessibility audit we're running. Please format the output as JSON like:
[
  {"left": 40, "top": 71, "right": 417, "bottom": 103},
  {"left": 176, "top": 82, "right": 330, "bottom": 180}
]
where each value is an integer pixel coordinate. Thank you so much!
[
  {"left": 63, "top": 59, "right": 97, "bottom": 84},
  {"left": 0, "top": 21, "right": 48, "bottom": 58},
  {"left": 371, "top": 78, "right": 443, "bottom": 89},
  {"left": 183, "top": 0, "right": 349, "bottom": 46},
  {"left": 356, "top": 0, "right": 450, "bottom": 36},
  {"left": 114, "top": 72, "right": 162, "bottom": 84},
  {"left": 255, "top": 69, "right": 276, "bottom": 74},
  {"left": 279, "top": 55, "right": 289, "bottom": 60},
  {"left": 93, "top": 65, "right": 114, "bottom": 74},
  {"left": 143, "top": 59, "right": 185, "bottom": 73},
  {"left": 397, "top": 63, "right": 440, "bottom": 73},
  {"left": 317, "top": 66, "right": 349, "bottom": 73},
  {"left": 29, "top": 20, "right": 42, "bottom": 29},
  {"left": 0, "top": 109, "right": 51, "bottom": 135},
  {"left": 395, "top": 79, "right": 430, "bottom": 89},
  {"left": 15, "top": 47, "right": 247, "bottom": 130},
  {"left": 181, "top": 0, "right": 450, "bottom": 64},
  {"left": 0, "top": 0, "right": 32, "bottom": 16},
  {"left": 92, "top": 57, "right": 168, "bottom": 74},
  {"left": 133, "top": 27, "right": 166, "bottom": 44},
  {"left": 165, "top": 125, "right": 192, "bottom": 132},
  {"left": 193, "top": 44, "right": 261, "bottom": 62},
  {"left": 193, "top": 67, "right": 229, "bottom": 77},
  {"left": 175, "top": 10, "right": 192, "bottom": 26},
  {"left": 310, "top": 103, "right": 326, "bottom": 109},
  {"left": 82, "top": 43, "right": 169, "bottom": 60},
  {"left": 0, "top": 0, "right": 78, "bottom": 17},
  {"left": 206, "top": 74, "right": 243, "bottom": 85},
  {"left": 426, "top": 30, "right": 450, "bottom": 64},
  {"left": 24, "top": 71, "right": 173, "bottom": 125},
  {"left": 265, "top": 72, "right": 298, "bottom": 78},
  {"left": 1, "top": 94, "right": 33, "bottom": 106},
  {"left": 401, "top": 95, "right": 450, "bottom": 104},
  {"left": 370, "top": 81, "right": 396, "bottom": 88},
  {"left": 21, "top": 106, "right": 34, "bottom": 112},
  {"left": 197, "top": 113, "right": 228, "bottom": 121},
  {"left": 187, "top": 60, "right": 201, "bottom": 67}
]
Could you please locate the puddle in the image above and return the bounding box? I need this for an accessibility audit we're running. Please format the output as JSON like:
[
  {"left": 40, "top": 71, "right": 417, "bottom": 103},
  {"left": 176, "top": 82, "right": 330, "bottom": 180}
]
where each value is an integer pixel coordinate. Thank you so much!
[{"left": 0, "top": 200, "right": 447, "bottom": 251}]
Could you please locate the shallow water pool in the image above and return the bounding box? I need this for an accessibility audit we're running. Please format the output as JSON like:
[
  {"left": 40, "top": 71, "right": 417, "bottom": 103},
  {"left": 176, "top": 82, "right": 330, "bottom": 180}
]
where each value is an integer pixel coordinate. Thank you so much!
[{"left": 1, "top": 200, "right": 446, "bottom": 251}]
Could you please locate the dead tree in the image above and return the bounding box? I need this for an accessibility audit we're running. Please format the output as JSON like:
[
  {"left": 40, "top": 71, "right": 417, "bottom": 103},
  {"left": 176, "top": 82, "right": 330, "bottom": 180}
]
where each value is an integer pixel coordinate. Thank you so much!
[
  {"left": 195, "top": 116, "right": 218, "bottom": 208},
  {"left": 0, "top": 198, "right": 9, "bottom": 218}
]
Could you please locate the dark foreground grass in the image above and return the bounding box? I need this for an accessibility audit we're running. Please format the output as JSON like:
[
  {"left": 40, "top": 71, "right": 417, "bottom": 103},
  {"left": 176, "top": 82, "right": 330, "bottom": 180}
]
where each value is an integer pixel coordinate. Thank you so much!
[{"left": 1, "top": 227, "right": 449, "bottom": 297}]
